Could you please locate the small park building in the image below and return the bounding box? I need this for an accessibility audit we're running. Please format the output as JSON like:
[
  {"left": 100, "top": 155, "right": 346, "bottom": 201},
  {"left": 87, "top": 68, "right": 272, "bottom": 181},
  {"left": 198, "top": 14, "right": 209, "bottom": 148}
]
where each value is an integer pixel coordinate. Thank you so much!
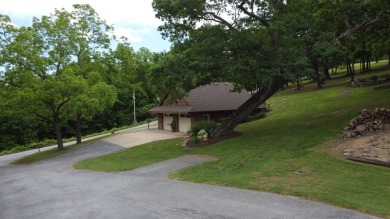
[{"left": 147, "top": 82, "right": 268, "bottom": 133}]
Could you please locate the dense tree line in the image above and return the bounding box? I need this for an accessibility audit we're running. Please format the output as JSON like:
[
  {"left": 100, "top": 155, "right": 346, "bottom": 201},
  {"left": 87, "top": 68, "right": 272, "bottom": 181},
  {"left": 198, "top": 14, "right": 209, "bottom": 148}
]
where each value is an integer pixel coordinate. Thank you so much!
[
  {"left": 152, "top": 0, "right": 389, "bottom": 136},
  {"left": 0, "top": 5, "right": 162, "bottom": 151}
]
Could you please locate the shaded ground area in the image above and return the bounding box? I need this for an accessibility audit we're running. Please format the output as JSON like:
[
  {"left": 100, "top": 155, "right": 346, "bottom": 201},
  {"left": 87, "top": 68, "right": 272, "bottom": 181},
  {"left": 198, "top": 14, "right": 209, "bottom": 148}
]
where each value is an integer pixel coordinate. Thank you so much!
[{"left": 0, "top": 138, "right": 379, "bottom": 218}]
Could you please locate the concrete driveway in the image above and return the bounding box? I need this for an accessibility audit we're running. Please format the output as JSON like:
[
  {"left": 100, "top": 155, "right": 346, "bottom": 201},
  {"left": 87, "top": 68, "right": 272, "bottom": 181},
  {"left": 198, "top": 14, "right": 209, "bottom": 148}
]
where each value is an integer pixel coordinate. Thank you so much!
[
  {"left": 0, "top": 132, "right": 379, "bottom": 219},
  {"left": 103, "top": 129, "right": 184, "bottom": 148}
]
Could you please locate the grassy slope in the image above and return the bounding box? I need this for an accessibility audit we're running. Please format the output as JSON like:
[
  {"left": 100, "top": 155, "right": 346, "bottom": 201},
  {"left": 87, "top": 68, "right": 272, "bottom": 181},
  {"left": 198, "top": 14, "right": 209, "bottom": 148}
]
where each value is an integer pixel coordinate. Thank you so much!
[{"left": 75, "top": 61, "right": 390, "bottom": 218}]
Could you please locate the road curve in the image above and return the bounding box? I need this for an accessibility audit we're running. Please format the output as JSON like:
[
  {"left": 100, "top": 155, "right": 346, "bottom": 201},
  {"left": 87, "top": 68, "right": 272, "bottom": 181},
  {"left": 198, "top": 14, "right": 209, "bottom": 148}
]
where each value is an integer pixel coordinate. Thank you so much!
[{"left": 0, "top": 131, "right": 380, "bottom": 219}]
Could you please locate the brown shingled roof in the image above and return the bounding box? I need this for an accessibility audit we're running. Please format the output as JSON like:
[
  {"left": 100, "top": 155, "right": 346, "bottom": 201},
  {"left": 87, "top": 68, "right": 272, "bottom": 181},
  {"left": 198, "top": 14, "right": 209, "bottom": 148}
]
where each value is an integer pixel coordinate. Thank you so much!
[
  {"left": 148, "top": 82, "right": 253, "bottom": 114},
  {"left": 147, "top": 105, "right": 192, "bottom": 114},
  {"left": 185, "top": 82, "right": 251, "bottom": 112}
]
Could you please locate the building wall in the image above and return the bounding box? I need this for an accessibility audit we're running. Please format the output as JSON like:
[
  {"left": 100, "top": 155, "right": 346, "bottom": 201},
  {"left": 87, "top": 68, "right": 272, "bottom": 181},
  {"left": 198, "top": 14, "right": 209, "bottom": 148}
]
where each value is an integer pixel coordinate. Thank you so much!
[
  {"left": 158, "top": 114, "right": 163, "bottom": 130},
  {"left": 163, "top": 114, "right": 173, "bottom": 131},
  {"left": 179, "top": 114, "right": 191, "bottom": 133},
  {"left": 172, "top": 114, "right": 179, "bottom": 132},
  {"left": 159, "top": 113, "right": 190, "bottom": 132},
  {"left": 158, "top": 111, "right": 235, "bottom": 132},
  {"left": 191, "top": 111, "right": 234, "bottom": 124},
  {"left": 210, "top": 111, "right": 233, "bottom": 122}
]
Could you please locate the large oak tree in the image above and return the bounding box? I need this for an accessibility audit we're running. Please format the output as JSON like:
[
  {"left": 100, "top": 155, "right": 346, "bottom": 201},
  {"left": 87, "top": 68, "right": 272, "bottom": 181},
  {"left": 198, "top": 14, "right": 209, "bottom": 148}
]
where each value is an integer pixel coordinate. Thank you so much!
[
  {"left": 152, "top": 0, "right": 389, "bottom": 136},
  {"left": 0, "top": 5, "right": 116, "bottom": 150}
]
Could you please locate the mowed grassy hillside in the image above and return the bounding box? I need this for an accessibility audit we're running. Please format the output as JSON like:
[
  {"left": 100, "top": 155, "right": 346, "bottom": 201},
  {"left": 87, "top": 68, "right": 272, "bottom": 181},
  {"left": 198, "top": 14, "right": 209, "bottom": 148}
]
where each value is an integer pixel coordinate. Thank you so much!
[{"left": 76, "top": 61, "right": 390, "bottom": 218}]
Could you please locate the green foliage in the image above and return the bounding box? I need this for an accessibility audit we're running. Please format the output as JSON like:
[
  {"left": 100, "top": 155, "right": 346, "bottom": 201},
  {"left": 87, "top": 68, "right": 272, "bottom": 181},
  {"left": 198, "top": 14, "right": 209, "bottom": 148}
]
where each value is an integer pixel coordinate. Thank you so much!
[
  {"left": 190, "top": 120, "right": 217, "bottom": 135},
  {"left": 75, "top": 138, "right": 187, "bottom": 172},
  {"left": 152, "top": 0, "right": 389, "bottom": 90},
  {"left": 190, "top": 136, "right": 201, "bottom": 144},
  {"left": 313, "top": 34, "right": 346, "bottom": 70},
  {"left": 152, "top": 0, "right": 389, "bottom": 136},
  {"left": 0, "top": 139, "right": 61, "bottom": 156},
  {"left": 352, "top": 75, "right": 390, "bottom": 87},
  {"left": 0, "top": 4, "right": 117, "bottom": 149},
  {"left": 110, "top": 128, "right": 118, "bottom": 134},
  {"left": 105, "top": 43, "right": 161, "bottom": 126},
  {"left": 0, "top": 5, "right": 159, "bottom": 149},
  {"left": 152, "top": 0, "right": 316, "bottom": 91},
  {"left": 244, "top": 112, "right": 267, "bottom": 123}
]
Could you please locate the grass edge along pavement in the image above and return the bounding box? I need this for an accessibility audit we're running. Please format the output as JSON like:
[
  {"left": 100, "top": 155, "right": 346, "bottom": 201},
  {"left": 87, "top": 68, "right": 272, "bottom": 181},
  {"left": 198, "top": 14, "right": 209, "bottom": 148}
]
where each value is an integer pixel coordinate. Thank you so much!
[
  {"left": 75, "top": 61, "right": 389, "bottom": 218},
  {"left": 74, "top": 138, "right": 189, "bottom": 172},
  {"left": 11, "top": 136, "right": 109, "bottom": 165},
  {"left": 0, "top": 119, "right": 156, "bottom": 156}
]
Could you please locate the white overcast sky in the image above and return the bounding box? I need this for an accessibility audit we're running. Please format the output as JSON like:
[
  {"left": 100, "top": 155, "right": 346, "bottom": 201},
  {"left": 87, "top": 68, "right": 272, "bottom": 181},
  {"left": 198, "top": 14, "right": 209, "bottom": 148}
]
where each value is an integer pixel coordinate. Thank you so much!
[{"left": 0, "top": 0, "right": 171, "bottom": 52}]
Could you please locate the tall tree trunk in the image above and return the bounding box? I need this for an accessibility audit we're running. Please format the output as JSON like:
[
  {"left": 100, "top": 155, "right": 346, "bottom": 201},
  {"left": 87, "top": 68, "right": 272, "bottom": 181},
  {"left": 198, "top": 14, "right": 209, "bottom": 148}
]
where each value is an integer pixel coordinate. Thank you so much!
[
  {"left": 349, "top": 62, "right": 355, "bottom": 82},
  {"left": 49, "top": 102, "right": 65, "bottom": 150},
  {"left": 311, "top": 55, "right": 322, "bottom": 89},
  {"left": 212, "top": 77, "right": 285, "bottom": 136},
  {"left": 362, "top": 59, "right": 366, "bottom": 72},
  {"left": 53, "top": 111, "right": 64, "bottom": 150},
  {"left": 323, "top": 66, "right": 331, "bottom": 79},
  {"left": 76, "top": 112, "right": 82, "bottom": 144},
  {"left": 315, "top": 65, "right": 322, "bottom": 89},
  {"left": 296, "top": 76, "right": 301, "bottom": 91},
  {"left": 367, "top": 58, "right": 370, "bottom": 71}
]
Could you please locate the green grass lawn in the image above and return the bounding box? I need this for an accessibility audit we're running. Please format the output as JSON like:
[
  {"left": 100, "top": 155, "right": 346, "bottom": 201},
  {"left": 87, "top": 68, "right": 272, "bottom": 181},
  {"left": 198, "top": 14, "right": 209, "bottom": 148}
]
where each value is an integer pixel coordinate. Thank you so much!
[
  {"left": 75, "top": 60, "right": 390, "bottom": 218},
  {"left": 74, "top": 138, "right": 189, "bottom": 172}
]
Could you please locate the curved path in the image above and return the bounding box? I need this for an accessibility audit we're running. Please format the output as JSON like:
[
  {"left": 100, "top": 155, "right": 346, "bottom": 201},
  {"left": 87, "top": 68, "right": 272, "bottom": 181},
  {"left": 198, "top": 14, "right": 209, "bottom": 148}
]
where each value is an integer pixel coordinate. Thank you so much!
[{"left": 0, "top": 131, "right": 380, "bottom": 219}]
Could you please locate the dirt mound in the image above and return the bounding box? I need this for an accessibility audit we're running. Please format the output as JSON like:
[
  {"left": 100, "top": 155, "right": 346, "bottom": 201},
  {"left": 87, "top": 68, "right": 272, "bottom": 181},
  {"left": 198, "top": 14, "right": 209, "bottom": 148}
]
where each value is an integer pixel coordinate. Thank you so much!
[{"left": 343, "top": 108, "right": 390, "bottom": 138}]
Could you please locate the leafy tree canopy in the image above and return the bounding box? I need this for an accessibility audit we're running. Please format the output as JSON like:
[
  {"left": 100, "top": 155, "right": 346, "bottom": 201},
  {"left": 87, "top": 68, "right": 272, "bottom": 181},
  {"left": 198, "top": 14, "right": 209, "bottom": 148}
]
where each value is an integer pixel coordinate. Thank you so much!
[{"left": 152, "top": 0, "right": 389, "bottom": 135}]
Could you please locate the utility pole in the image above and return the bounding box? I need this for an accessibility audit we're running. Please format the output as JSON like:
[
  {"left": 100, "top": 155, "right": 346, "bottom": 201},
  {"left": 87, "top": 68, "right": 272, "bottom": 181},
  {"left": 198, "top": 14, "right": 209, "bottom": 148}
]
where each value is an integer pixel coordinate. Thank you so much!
[{"left": 133, "top": 89, "right": 138, "bottom": 124}]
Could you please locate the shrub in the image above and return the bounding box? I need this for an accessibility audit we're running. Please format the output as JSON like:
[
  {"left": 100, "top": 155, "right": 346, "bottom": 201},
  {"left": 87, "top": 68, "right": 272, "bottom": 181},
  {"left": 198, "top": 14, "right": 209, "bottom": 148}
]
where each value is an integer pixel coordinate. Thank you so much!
[
  {"left": 352, "top": 75, "right": 390, "bottom": 87},
  {"left": 0, "top": 138, "right": 73, "bottom": 156},
  {"left": 0, "top": 145, "right": 26, "bottom": 156},
  {"left": 244, "top": 112, "right": 267, "bottom": 122},
  {"left": 190, "top": 120, "right": 217, "bottom": 135},
  {"left": 190, "top": 136, "right": 202, "bottom": 144},
  {"left": 218, "top": 117, "right": 228, "bottom": 123}
]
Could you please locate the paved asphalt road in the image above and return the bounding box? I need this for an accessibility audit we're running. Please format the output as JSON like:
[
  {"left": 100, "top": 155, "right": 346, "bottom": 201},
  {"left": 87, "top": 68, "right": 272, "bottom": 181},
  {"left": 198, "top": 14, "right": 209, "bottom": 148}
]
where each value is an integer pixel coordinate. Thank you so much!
[{"left": 0, "top": 134, "right": 380, "bottom": 218}]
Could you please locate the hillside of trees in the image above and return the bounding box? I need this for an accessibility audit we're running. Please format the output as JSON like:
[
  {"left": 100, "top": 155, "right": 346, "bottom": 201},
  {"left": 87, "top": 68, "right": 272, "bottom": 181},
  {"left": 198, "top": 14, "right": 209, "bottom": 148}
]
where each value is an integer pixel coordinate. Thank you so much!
[{"left": 0, "top": 5, "right": 166, "bottom": 151}]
